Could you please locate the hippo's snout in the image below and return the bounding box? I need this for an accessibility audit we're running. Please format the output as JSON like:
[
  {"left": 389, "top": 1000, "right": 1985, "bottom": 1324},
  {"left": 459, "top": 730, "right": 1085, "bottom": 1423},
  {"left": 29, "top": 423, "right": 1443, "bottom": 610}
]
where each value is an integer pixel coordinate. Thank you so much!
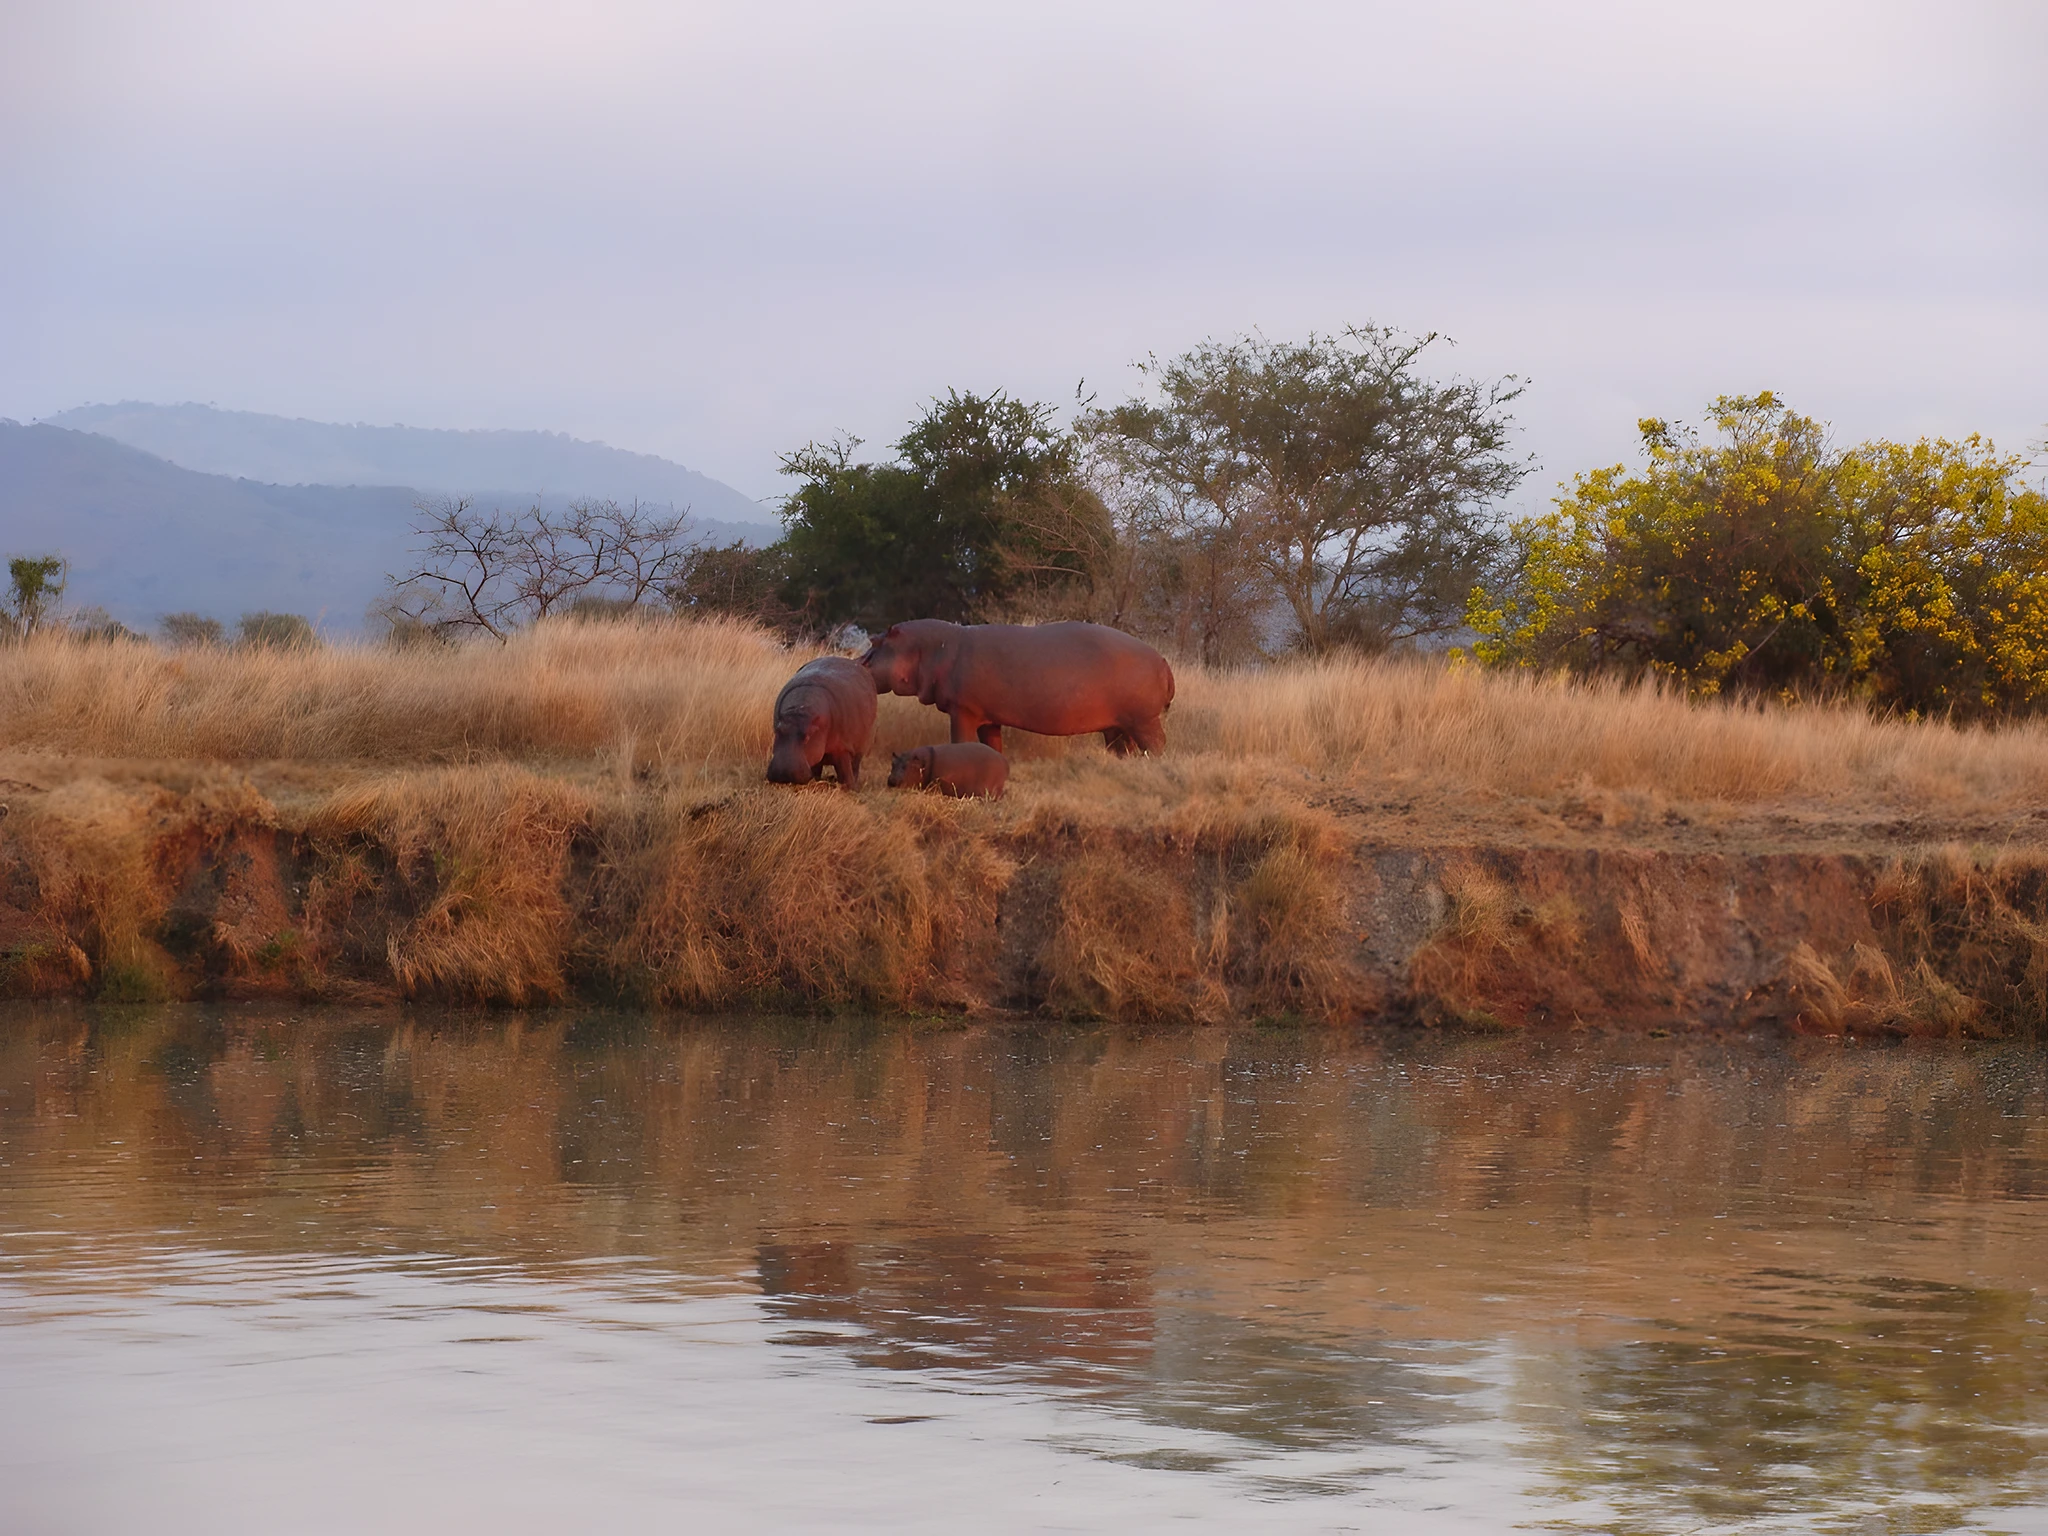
[{"left": 766, "top": 741, "right": 814, "bottom": 785}]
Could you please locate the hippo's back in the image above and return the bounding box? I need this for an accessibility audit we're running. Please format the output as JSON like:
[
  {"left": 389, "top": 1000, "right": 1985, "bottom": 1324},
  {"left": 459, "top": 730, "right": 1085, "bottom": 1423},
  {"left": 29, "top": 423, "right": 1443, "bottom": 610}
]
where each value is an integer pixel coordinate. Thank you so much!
[
  {"left": 963, "top": 622, "right": 1173, "bottom": 714},
  {"left": 776, "top": 656, "right": 878, "bottom": 735}
]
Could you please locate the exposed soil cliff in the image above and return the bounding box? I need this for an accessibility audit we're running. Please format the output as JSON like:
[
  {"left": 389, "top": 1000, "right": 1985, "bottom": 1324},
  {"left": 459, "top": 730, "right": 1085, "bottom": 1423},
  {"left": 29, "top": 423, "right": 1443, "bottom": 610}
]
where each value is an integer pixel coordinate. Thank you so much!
[{"left": 3, "top": 761, "right": 2040, "bottom": 1037}]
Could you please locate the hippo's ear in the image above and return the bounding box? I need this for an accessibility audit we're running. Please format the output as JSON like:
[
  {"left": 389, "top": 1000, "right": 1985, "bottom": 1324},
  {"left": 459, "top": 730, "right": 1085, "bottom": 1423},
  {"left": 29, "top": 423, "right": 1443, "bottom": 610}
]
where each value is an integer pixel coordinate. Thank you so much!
[{"left": 882, "top": 624, "right": 902, "bottom": 638}]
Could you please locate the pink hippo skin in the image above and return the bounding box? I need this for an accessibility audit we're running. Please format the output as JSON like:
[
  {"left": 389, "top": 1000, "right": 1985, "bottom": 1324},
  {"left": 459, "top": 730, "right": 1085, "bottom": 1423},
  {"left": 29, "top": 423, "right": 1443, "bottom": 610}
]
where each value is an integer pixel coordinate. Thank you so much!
[
  {"left": 860, "top": 620, "right": 1174, "bottom": 755},
  {"left": 886, "top": 742, "right": 1010, "bottom": 799},
  {"left": 766, "top": 656, "right": 878, "bottom": 788}
]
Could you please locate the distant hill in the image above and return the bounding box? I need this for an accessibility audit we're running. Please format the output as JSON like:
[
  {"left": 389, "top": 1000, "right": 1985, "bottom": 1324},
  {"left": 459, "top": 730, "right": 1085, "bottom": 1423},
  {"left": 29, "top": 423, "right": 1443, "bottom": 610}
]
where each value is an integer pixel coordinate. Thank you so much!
[
  {"left": 0, "top": 422, "right": 778, "bottom": 633},
  {"left": 46, "top": 402, "right": 775, "bottom": 527}
]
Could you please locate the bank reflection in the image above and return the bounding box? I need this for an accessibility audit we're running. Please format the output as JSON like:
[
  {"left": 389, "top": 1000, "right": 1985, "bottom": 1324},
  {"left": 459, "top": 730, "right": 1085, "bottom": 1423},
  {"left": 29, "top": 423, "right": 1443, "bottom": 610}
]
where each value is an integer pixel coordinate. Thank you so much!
[{"left": 1, "top": 1005, "right": 2044, "bottom": 1527}]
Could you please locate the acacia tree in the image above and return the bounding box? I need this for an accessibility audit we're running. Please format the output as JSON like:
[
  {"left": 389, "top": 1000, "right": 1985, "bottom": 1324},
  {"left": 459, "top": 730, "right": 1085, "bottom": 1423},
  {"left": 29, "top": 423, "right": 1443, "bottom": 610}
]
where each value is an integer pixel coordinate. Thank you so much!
[
  {"left": 385, "top": 497, "right": 696, "bottom": 640},
  {"left": 1080, "top": 327, "right": 1528, "bottom": 655},
  {"left": 1077, "top": 403, "right": 1268, "bottom": 663}
]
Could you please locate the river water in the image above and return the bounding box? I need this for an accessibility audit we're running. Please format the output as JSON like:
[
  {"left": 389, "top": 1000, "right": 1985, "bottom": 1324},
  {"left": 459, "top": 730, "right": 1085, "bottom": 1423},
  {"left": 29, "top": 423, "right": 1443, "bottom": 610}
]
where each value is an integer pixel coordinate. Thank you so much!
[{"left": 1, "top": 1005, "right": 2043, "bottom": 1534}]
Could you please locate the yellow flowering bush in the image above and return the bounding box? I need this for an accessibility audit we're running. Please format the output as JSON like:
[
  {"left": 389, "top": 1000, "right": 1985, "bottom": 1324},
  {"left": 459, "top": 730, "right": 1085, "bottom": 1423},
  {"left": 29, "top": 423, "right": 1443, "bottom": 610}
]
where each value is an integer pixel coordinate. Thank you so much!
[{"left": 1470, "top": 394, "right": 2048, "bottom": 717}]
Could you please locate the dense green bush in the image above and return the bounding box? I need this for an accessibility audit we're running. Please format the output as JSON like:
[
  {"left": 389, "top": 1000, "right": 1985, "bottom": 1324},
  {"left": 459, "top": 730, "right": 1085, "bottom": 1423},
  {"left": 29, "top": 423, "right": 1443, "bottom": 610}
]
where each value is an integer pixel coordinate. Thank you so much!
[
  {"left": 776, "top": 390, "right": 1106, "bottom": 631},
  {"left": 238, "top": 611, "right": 318, "bottom": 650},
  {"left": 160, "top": 612, "right": 226, "bottom": 647}
]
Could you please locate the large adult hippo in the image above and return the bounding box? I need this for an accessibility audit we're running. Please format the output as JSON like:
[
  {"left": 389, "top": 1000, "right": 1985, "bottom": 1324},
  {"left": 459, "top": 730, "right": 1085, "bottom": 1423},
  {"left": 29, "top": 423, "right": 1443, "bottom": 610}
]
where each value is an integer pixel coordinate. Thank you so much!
[
  {"left": 766, "top": 656, "right": 877, "bottom": 788},
  {"left": 860, "top": 619, "right": 1173, "bottom": 755}
]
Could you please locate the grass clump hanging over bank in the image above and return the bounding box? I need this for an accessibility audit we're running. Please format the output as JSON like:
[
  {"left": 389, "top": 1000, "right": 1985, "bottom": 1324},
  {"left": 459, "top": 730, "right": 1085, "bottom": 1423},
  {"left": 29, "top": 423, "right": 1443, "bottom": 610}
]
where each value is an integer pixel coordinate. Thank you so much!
[{"left": 304, "top": 766, "right": 591, "bottom": 1005}]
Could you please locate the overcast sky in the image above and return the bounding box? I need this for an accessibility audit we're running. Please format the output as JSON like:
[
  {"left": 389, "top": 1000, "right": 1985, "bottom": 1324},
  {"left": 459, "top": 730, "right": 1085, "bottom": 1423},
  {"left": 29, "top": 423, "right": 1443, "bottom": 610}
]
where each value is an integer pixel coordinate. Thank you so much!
[{"left": 2, "top": 0, "right": 2042, "bottom": 507}]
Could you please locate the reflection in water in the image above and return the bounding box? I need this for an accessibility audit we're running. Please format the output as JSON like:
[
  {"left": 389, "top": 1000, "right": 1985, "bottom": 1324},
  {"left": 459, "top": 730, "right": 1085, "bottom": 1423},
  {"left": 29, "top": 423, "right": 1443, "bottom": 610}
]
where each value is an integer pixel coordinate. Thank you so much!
[{"left": 1, "top": 1004, "right": 2045, "bottom": 1532}]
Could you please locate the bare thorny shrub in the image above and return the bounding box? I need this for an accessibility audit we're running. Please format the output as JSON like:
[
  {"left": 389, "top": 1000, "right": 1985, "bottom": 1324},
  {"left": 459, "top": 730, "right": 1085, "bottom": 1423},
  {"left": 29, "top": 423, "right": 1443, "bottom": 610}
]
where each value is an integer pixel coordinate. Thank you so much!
[
  {"left": 999, "top": 442, "right": 1271, "bottom": 664},
  {"left": 383, "top": 496, "right": 698, "bottom": 641}
]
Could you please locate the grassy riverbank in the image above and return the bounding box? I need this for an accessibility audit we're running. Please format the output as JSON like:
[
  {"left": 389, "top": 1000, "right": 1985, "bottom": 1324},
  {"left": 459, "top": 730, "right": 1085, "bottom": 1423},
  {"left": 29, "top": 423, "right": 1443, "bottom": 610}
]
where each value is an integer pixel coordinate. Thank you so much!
[
  {"left": 4, "top": 619, "right": 2048, "bottom": 1033},
  {"left": 12, "top": 617, "right": 2048, "bottom": 806}
]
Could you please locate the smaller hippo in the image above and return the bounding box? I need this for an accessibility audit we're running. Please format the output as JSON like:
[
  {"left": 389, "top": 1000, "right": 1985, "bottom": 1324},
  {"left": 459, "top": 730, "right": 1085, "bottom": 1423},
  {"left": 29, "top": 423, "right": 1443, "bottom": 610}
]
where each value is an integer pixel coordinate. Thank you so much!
[
  {"left": 887, "top": 742, "right": 1009, "bottom": 800},
  {"left": 767, "top": 656, "right": 877, "bottom": 788}
]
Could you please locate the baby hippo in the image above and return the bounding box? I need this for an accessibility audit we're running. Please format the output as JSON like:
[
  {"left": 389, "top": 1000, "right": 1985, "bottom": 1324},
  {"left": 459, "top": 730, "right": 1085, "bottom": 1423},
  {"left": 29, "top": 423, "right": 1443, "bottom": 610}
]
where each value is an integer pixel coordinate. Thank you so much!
[
  {"left": 767, "top": 656, "right": 877, "bottom": 788},
  {"left": 887, "top": 742, "right": 1009, "bottom": 800}
]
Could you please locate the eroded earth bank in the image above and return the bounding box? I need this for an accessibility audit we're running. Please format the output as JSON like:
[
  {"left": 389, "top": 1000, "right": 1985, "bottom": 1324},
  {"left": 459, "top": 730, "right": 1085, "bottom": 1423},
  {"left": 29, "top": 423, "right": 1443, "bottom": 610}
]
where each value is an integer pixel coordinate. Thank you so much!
[{"left": 2, "top": 758, "right": 2042, "bottom": 1037}]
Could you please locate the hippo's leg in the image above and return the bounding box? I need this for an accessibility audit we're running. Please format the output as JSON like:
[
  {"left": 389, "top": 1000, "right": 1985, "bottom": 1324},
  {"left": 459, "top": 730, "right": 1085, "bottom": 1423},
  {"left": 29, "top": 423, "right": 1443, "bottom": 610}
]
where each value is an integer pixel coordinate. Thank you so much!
[
  {"left": 845, "top": 753, "right": 863, "bottom": 790},
  {"left": 949, "top": 709, "right": 1005, "bottom": 753},
  {"left": 1126, "top": 715, "right": 1167, "bottom": 755},
  {"left": 1101, "top": 727, "right": 1131, "bottom": 756},
  {"left": 826, "top": 751, "right": 857, "bottom": 789}
]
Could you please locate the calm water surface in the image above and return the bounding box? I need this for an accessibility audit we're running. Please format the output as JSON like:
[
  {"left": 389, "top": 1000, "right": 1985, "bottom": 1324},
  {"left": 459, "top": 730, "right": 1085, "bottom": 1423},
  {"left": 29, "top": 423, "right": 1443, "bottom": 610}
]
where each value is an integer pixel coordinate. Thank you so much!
[{"left": 2, "top": 1005, "right": 2044, "bottom": 1533}]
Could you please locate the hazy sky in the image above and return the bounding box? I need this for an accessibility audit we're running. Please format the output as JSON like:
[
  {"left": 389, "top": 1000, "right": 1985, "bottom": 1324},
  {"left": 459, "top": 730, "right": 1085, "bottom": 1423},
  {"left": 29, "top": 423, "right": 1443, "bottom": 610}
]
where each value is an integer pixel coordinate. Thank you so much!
[{"left": 3, "top": 0, "right": 2042, "bottom": 507}]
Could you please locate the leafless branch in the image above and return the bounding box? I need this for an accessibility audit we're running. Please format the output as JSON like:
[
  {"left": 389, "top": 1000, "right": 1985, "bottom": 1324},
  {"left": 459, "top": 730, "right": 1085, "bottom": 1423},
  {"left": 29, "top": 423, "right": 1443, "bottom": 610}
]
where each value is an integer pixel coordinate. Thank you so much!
[{"left": 384, "top": 495, "right": 700, "bottom": 641}]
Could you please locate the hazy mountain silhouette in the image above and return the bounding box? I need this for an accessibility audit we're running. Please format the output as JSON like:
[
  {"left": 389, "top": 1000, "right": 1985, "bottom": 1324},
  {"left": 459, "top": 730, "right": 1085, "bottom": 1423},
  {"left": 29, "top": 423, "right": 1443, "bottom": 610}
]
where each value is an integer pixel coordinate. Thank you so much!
[
  {"left": 46, "top": 402, "right": 773, "bottom": 527},
  {"left": 0, "top": 421, "right": 778, "bottom": 632}
]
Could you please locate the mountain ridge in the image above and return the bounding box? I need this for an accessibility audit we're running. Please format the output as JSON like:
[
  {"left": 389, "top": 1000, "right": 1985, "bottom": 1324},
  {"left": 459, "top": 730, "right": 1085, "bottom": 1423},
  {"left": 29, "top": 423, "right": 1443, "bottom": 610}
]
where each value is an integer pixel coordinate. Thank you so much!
[
  {"left": 0, "top": 420, "right": 779, "bottom": 632},
  {"left": 45, "top": 402, "right": 774, "bottom": 526}
]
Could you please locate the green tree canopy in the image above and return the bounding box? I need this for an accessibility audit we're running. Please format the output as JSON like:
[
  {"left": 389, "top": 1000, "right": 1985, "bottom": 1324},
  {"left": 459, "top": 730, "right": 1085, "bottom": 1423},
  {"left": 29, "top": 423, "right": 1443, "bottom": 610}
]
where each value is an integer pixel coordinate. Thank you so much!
[
  {"left": 3, "top": 555, "right": 68, "bottom": 640},
  {"left": 237, "top": 611, "right": 318, "bottom": 650},
  {"left": 1470, "top": 393, "right": 2048, "bottom": 716},
  {"left": 776, "top": 390, "right": 1106, "bottom": 630}
]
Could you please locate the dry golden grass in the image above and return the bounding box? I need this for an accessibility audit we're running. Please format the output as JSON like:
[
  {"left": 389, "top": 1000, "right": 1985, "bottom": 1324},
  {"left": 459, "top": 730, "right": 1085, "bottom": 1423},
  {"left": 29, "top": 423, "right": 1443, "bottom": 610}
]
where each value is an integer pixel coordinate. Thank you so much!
[
  {"left": 304, "top": 766, "right": 591, "bottom": 1004},
  {"left": 7, "top": 617, "right": 2048, "bottom": 817},
  {"left": 0, "top": 769, "right": 280, "bottom": 999},
  {"left": 598, "top": 785, "right": 1016, "bottom": 1010},
  {"left": 0, "top": 617, "right": 795, "bottom": 769},
  {"left": 10, "top": 618, "right": 2048, "bottom": 1029},
  {"left": 1186, "top": 655, "right": 2048, "bottom": 809}
]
